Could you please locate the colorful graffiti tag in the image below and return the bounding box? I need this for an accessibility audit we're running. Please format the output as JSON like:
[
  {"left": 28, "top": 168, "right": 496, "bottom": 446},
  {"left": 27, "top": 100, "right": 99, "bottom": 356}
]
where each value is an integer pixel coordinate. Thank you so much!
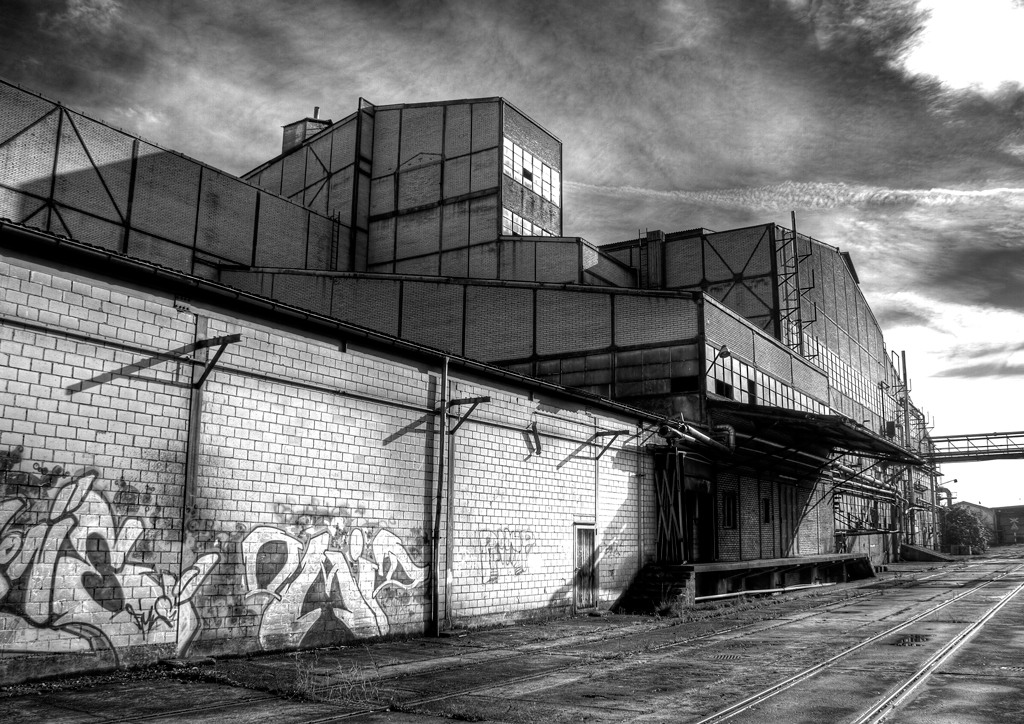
[
  {"left": 0, "top": 455, "right": 218, "bottom": 661},
  {"left": 241, "top": 522, "right": 427, "bottom": 649},
  {"left": 483, "top": 528, "right": 535, "bottom": 583}
]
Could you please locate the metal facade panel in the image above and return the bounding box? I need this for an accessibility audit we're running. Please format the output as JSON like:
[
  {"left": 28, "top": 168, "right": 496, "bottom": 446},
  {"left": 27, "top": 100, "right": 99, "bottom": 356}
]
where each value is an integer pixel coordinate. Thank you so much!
[
  {"left": 254, "top": 193, "right": 308, "bottom": 268},
  {"left": 471, "top": 102, "right": 500, "bottom": 152},
  {"left": 468, "top": 242, "right": 498, "bottom": 279},
  {"left": 281, "top": 148, "right": 306, "bottom": 200},
  {"left": 0, "top": 82, "right": 55, "bottom": 147},
  {"left": 368, "top": 217, "right": 396, "bottom": 264},
  {"left": 307, "top": 134, "right": 332, "bottom": 182},
  {"left": 663, "top": 237, "right": 703, "bottom": 287},
  {"left": 306, "top": 213, "right": 335, "bottom": 271},
  {"left": 613, "top": 296, "right": 699, "bottom": 348},
  {"left": 470, "top": 148, "right": 499, "bottom": 193},
  {"left": 536, "top": 241, "right": 579, "bottom": 283},
  {"left": 56, "top": 206, "right": 122, "bottom": 252},
  {"left": 792, "top": 357, "right": 828, "bottom": 402},
  {"left": 536, "top": 290, "right": 611, "bottom": 356},
  {"left": 196, "top": 169, "right": 256, "bottom": 265},
  {"left": 258, "top": 160, "right": 283, "bottom": 195},
  {"left": 356, "top": 171, "right": 370, "bottom": 228},
  {"left": 397, "top": 164, "right": 440, "bottom": 210},
  {"left": 707, "top": 227, "right": 766, "bottom": 275},
  {"left": 702, "top": 237, "right": 733, "bottom": 282},
  {"left": 441, "top": 200, "right": 469, "bottom": 250},
  {"left": 330, "top": 116, "right": 358, "bottom": 171},
  {"left": 502, "top": 103, "right": 560, "bottom": 170},
  {"left": 445, "top": 103, "right": 472, "bottom": 158},
  {"left": 443, "top": 155, "right": 470, "bottom": 199},
  {"left": 464, "top": 286, "right": 533, "bottom": 361},
  {"left": 399, "top": 106, "right": 443, "bottom": 170},
  {"left": 329, "top": 165, "right": 355, "bottom": 221},
  {"left": 0, "top": 188, "right": 43, "bottom": 227},
  {"left": 753, "top": 333, "right": 793, "bottom": 383},
  {"left": 331, "top": 277, "right": 400, "bottom": 336},
  {"left": 402, "top": 281, "right": 464, "bottom": 354},
  {"left": 722, "top": 281, "right": 772, "bottom": 320},
  {"left": 132, "top": 143, "right": 200, "bottom": 246},
  {"left": 498, "top": 238, "right": 536, "bottom": 281},
  {"left": 395, "top": 254, "right": 439, "bottom": 275},
  {"left": 54, "top": 117, "right": 121, "bottom": 222},
  {"left": 396, "top": 207, "right": 440, "bottom": 259},
  {"left": 0, "top": 109, "right": 58, "bottom": 199},
  {"left": 821, "top": 247, "right": 836, "bottom": 322},
  {"left": 303, "top": 178, "right": 328, "bottom": 216},
  {"left": 371, "top": 109, "right": 400, "bottom": 178},
  {"left": 125, "top": 230, "right": 192, "bottom": 273},
  {"left": 833, "top": 252, "right": 849, "bottom": 332},
  {"left": 69, "top": 112, "right": 134, "bottom": 218},
  {"left": 272, "top": 273, "right": 331, "bottom": 316},
  {"left": 439, "top": 247, "right": 468, "bottom": 277},
  {"left": 704, "top": 303, "right": 755, "bottom": 361},
  {"left": 369, "top": 175, "right": 394, "bottom": 216},
  {"left": 467, "top": 194, "right": 497, "bottom": 245}
]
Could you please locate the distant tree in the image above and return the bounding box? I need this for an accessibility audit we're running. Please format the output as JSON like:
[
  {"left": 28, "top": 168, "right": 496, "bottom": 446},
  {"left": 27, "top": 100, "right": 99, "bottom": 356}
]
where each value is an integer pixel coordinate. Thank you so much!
[{"left": 942, "top": 506, "right": 994, "bottom": 551}]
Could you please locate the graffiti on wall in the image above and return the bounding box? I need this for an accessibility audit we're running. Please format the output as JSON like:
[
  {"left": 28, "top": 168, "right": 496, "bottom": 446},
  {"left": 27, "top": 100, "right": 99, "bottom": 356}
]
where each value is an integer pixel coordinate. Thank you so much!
[
  {"left": 241, "top": 521, "right": 427, "bottom": 649},
  {"left": 483, "top": 528, "right": 535, "bottom": 583},
  {"left": 0, "top": 453, "right": 218, "bottom": 661}
]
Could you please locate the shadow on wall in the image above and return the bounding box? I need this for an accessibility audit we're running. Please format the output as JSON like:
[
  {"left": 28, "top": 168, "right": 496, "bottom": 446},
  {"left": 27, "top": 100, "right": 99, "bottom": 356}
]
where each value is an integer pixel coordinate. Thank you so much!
[{"left": 0, "top": 90, "right": 342, "bottom": 282}]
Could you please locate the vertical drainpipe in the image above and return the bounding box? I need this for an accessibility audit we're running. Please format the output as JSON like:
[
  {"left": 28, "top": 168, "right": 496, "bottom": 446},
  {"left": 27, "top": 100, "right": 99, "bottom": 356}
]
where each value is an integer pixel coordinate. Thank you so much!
[
  {"left": 901, "top": 351, "right": 914, "bottom": 546},
  {"left": 431, "top": 357, "right": 449, "bottom": 636},
  {"left": 637, "top": 423, "right": 644, "bottom": 574},
  {"left": 593, "top": 416, "right": 600, "bottom": 607},
  {"left": 444, "top": 392, "right": 456, "bottom": 630}
]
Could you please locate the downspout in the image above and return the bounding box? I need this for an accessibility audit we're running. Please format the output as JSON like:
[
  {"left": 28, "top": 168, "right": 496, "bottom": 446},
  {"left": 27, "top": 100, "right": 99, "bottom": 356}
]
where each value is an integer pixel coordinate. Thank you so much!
[
  {"left": 444, "top": 395, "right": 456, "bottom": 630},
  {"left": 430, "top": 357, "right": 449, "bottom": 636},
  {"left": 902, "top": 351, "right": 914, "bottom": 545}
]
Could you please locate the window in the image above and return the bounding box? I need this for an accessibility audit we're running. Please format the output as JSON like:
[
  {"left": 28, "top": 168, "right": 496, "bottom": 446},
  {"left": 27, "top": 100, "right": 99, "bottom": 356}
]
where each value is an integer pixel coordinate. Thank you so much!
[
  {"left": 501, "top": 208, "right": 554, "bottom": 237},
  {"left": 722, "top": 492, "right": 737, "bottom": 529},
  {"left": 762, "top": 498, "right": 772, "bottom": 524},
  {"left": 503, "top": 137, "right": 560, "bottom": 206}
]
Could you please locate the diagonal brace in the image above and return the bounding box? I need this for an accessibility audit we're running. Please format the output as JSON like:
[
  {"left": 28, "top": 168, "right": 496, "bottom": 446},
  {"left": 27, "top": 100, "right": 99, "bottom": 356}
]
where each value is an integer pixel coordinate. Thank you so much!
[
  {"left": 447, "top": 396, "right": 490, "bottom": 435},
  {"left": 193, "top": 334, "right": 242, "bottom": 389},
  {"left": 593, "top": 429, "right": 630, "bottom": 460}
]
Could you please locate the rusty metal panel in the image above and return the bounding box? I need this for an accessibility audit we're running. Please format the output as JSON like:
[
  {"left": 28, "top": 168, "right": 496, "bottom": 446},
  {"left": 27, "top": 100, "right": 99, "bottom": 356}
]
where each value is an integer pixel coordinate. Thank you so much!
[
  {"left": 0, "top": 109, "right": 58, "bottom": 201},
  {"left": 132, "top": 142, "right": 200, "bottom": 246},
  {"left": 399, "top": 106, "right": 443, "bottom": 169},
  {"left": 402, "top": 281, "right": 464, "bottom": 354},
  {"left": 371, "top": 109, "right": 400, "bottom": 178},
  {"left": 753, "top": 334, "right": 793, "bottom": 383},
  {"left": 196, "top": 169, "right": 256, "bottom": 265},
  {"left": 330, "top": 116, "right": 358, "bottom": 171},
  {"left": 396, "top": 207, "right": 440, "bottom": 259},
  {"left": 281, "top": 148, "right": 306, "bottom": 200},
  {"left": 54, "top": 116, "right": 121, "bottom": 223},
  {"left": 535, "top": 290, "right": 611, "bottom": 356},
  {"left": 467, "top": 194, "right": 497, "bottom": 245},
  {"left": 0, "top": 81, "right": 55, "bottom": 147},
  {"left": 704, "top": 302, "right": 755, "bottom": 361},
  {"left": 55, "top": 205, "right": 122, "bottom": 252},
  {"left": 445, "top": 103, "right": 472, "bottom": 158},
  {"left": 443, "top": 155, "right": 470, "bottom": 199},
  {"left": 470, "top": 148, "right": 499, "bottom": 193},
  {"left": 468, "top": 241, "right": 498, "bottom": 278},
  {"left": 464, "top": 286, "right": 533, "bottom": 361},
  {"left": 663, "top": 237, "right": 703, "bottom": 287},
  {"left": 536, "top": 240, "right": 579, "bottom": 283},
  {"left": 471, "top": 102, "right": 499, "bottom": 152},
  {"left": 614, "top": 296, "right": 699, "bottom": 347},
  {"left": 368, "top": 217, "right": 396, "bottom": 265},
  {"left": 125, "top": 230, "right": 192, "bottom": 272},
  {"left": 441, "top": 199, "right": 469, "bottom": 250},
  {"left": 254, "top": 193, "right": 308, "bottom": 268},
  {"left": 331, "top": 277, "right": 400, "bottom": 336},
  {"left": 397, "top": 163, "right": 440, "bottom": 210},
  {"left": 68, "top": 111, "right": 134, "bottom": 218}
]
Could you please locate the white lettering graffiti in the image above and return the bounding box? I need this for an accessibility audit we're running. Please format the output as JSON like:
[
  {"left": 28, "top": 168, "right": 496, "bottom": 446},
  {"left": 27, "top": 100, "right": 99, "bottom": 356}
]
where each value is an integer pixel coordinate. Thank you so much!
[{"left": 241, "top": 523, "right": 426, "bottom": 649}]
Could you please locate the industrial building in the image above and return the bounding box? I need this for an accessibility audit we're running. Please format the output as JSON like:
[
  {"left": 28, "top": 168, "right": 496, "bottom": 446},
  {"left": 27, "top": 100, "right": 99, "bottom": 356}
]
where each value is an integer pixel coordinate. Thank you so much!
[{"left": 0, "top": 79, "right": 937, "bottom": 682}]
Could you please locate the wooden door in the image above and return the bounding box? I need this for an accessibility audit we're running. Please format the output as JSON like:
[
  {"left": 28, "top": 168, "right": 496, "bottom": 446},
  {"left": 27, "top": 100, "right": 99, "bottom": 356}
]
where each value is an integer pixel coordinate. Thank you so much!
[{"left": 574, "top": 526, "right": 597, "bottom": 610}]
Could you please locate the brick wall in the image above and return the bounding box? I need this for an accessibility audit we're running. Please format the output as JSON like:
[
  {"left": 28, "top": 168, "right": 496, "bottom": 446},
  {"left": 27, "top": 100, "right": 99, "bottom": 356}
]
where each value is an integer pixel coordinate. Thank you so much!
[{"left": 0, "top": 250, "right": 648, "bottom": 683}]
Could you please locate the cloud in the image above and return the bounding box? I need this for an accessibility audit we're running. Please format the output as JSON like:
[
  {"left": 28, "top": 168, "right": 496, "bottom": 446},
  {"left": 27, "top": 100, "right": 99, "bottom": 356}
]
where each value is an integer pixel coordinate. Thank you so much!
[
  {"left": 872, "top": 304, "right": 940, "bottom": 331},
  {"left": 39, "top": 0, "right": 123, "bottom": 38},
  {"left": 935, "top": 362, "right": 1024, "bottom": 379}
]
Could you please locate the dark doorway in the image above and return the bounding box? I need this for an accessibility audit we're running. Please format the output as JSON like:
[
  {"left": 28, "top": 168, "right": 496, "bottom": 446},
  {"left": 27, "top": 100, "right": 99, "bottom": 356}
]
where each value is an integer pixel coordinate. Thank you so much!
[
  {"left": 574, "top": 525, "right": 597, "bottom": 610},
  {"left": 780, "top": 483, "right": 799, "bottom": 556},
  {"left": 653, "top": 450, "right": 715, "bottom": 563}
]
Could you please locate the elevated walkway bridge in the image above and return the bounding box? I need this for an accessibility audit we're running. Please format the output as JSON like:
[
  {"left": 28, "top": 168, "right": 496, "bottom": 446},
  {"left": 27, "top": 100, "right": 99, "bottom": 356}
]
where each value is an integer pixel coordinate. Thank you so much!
[{"left": 929, "top": 431, "right": 1024, "bottom": 464}]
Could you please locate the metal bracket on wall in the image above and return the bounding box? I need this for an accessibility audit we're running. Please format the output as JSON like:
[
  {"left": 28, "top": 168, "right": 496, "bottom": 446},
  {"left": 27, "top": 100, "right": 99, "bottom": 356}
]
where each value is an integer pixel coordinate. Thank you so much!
[
  {"left": 528, "top": 421, "right": 543, "bottom": 454},
  {"left": 192, "top": 334, "right": 242, "bottom": 389},
  {"left": 446, "top": 396, "right": 490, "bottom": 435},
  {"left": 592, "top": 430, "right": 630, "bottom": 460}
]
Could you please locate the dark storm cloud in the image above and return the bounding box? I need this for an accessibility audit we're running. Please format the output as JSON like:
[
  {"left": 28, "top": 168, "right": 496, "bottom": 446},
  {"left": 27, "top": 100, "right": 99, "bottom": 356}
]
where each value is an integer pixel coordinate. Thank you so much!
[{"left": 872, "top": 304, "right": 939, "bottom": 331}]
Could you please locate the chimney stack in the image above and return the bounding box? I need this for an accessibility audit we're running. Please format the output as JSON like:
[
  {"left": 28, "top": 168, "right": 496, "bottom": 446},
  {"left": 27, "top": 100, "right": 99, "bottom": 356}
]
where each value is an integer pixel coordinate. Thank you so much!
[{"left": 281, "top": 106, "right": 331, "bottom": 154}]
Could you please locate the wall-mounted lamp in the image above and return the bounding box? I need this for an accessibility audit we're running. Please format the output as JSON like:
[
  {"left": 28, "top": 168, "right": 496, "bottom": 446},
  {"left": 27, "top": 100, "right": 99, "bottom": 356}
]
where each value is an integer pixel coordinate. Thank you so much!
[{"left": 710, "top": 344, "right": 731, "bottom": 366}]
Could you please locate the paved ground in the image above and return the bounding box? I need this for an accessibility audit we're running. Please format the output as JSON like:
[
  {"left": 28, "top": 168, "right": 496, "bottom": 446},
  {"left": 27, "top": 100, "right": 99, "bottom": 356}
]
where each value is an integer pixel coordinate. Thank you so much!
[{"left": 4, "top": 547, "right": 1024, "bottom": 723}]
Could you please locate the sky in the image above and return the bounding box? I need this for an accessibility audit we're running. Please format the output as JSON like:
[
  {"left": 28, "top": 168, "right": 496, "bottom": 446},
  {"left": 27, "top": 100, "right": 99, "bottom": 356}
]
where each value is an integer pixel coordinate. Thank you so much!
[{"left": 2, "top": 0, "right": 1023, "bottom": 505}]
